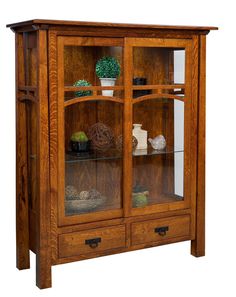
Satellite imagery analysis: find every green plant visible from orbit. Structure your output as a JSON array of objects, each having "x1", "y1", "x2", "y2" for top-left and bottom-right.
[
  {"x1": 71, "y1": 131, "x2": 88, "y2": 142},
  {"x1": 95, "y1": 56, "x2": 121, "y2": 78},
  {"x1": 73, "y1": 80, "x2": 92, "y2": 97},
  {"x1": 132, "y1": 193, "x2": 148, "y2": 207}
]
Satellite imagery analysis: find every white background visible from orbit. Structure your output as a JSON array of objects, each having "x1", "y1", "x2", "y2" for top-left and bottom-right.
[{"x1": 0, "y1": 0, "x2": 235, "y2": 295}]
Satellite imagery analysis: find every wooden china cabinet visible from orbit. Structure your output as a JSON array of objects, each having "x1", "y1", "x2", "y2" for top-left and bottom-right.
[{"x1": 7, "y1": 19, "x2": 217, "y2": 289}]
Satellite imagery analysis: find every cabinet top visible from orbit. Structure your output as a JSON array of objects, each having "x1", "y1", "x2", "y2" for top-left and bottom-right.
[{"x1": 7, "y1": 19, "x2": 218, "y2": 33}]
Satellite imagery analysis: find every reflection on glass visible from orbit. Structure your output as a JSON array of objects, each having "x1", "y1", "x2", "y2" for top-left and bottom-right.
[
  {"x1": 131, "y1": 47, "x2": 185, "y2": 208},
  {"x1": 132, "y1": 98, "x2": 184, "y2": 208},
  {"x1": 64, "y1": 100, "x2": 123, "y2": 216},
  {"x1": 64, "y1": 46, "x2": 123, "y2": 87},
  {"x1": 133, "y1": 47, "x2": 185, "y2": 86}
]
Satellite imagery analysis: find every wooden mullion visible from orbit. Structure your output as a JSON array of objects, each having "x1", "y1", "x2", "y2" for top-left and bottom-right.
[
  {"x1": 36, "y1": 29, "x2": 51, "y2": 289},
  {"x1": 48, "y1": 30, "x2": 58, "y2": 265},
  {"x1": 191, "y1": 35, "x2": 206, "y2": 257},
  {"x1": 123, "y1": 39, "x2": 133, "y2": 218}
]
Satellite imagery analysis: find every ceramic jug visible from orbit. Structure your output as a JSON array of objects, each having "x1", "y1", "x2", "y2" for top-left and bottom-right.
[{"x1": 132, "y1": 124, "x2": 147, "y2": 149}]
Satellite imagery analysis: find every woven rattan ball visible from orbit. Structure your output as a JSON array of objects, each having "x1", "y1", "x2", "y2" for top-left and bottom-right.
[
  {"x1": 116, "y1": 135, "x2": 138, "y2": 151},
  {"x1": 88, "y1": 189, "x2": 102, "y2": 200},
  {"x1": 88, "y1": 122, "x2": 114, "y2": 151},
  {"x1": 79, "y1": 190, "x2": 90, "y2": 200},
  {"x1": 65, "y1": 185, "x2": 79, "y2": 200}
]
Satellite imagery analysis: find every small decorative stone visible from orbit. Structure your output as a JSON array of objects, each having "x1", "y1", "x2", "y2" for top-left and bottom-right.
[
  {"x1": 79, "y1": 190, "x2": 90, "y2": 200},
  {"x1": 65, "y1": 185, "x2": 79, "y2": 200}
]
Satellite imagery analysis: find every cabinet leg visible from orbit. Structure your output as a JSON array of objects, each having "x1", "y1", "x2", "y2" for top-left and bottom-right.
[
  {"x1": 36, "y1": 254, "x2": 52, "y2": 289},
  {"x1": 191, "y1": 236, "x2": 205, "y2": 257},
  {"x1": 16, "y1": 219, "x2": 30, "y2": 270},
  {"x1": 16, "y1": 102, "x2": 30, "y2": 270}
]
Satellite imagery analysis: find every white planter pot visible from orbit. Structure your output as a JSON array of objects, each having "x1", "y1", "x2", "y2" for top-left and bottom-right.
[{"x1": 100, "y1": 78, "x2": 116, "y2": 97}]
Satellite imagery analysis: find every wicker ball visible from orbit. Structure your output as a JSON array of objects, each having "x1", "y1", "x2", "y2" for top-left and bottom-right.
[
  {"x1": 79, "y1": 190, "x2": 90, "y2": 200},
  {"x1": 65, "y1": 185, "x2": 79, "y2": 200},
  {"x1": 116, "y1": 135, "x2": 138, "y2": 151},
  {"x1": 88, "y1": 189, "x2": 102, "y2": 200},
  {"x1": 88, "y1": 122, "x2": 114, "y2": 151}
]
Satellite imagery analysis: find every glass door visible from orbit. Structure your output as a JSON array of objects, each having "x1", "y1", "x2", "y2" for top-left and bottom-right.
[
  {"x1": 124, "y1": 38, "x2": 194, "y2": 216},
  {"x1": 57, "y1": 37, "x2": 125, "y2": 225}
]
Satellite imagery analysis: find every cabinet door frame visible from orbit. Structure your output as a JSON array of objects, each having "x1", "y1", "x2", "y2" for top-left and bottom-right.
[
  {"x1": 123, "y1": 37, "x2": 197, "y2": 217},
  {"x1": 57, "y1": 36, "x2": 125, "y2": 226}
]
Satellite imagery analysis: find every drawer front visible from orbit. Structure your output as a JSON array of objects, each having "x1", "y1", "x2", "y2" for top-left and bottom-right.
[
  {"x1": 59, "y1": 225, "x2": 126, "y2": 258},
  {"x1": 131, "y1": 215, "x2": 190, "y2": 246}
]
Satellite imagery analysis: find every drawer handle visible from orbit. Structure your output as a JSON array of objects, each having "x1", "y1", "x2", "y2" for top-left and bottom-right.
[
  {"x1": 85, "y1": 237, "x2": 101, "y2": 249},
  {"x1": 154, "y1": 226, "x2": 169, "y2": 236}
]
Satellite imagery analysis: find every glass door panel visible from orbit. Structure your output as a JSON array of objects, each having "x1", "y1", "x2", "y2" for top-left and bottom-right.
[
  {"x1": 63, "y1": 43, "x2": 124, "y2": 101},
  {"x1": 64, "y1": 101, "x2": 123, "y2": 216},
  {"x1": 132, "y1": 47, "x2": 185, "y2": 99},
  {"x1": 57, "y1": 37, "x2": 124, "y2": 223},
  {"x1": 129, "y1": 38, "x2": 191, "y2": 213},
  {"x1": 132, "y1": 98, "x2": 184, "y2": 208}
]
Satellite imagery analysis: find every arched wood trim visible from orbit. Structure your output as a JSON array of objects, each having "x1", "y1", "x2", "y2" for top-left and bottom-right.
[
  {"x1": 133, "y1": 93, "x2": 184, "y2": 104},
  {"x1": 64, "y1": 96, "x2": 123, "y2": 106}
]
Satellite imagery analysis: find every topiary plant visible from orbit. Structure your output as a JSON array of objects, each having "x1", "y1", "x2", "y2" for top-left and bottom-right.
[
  {"x1": 73, "y1": 80, "x2": 92, "y2": 97},
  {"x1": 95, "y1": 56, "x2": 121, "y2": 78},
  {"x1": 71, "y1": 131, "x2": 88, "y2": 142}
]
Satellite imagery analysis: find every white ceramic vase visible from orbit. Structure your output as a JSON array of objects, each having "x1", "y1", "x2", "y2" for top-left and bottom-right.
[
  {"x1": 100, "y1": 78, "x2": 116, "y2": 96},
  {"x1": 132, "y1": 124, "x2": 147, "y2": 149}
]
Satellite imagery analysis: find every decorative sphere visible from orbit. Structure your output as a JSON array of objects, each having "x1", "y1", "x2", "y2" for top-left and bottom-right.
[
  {"x1": 88, "y1": 189, "x2": 102, "y2": 200},
  {"x1": 65, "y1": 185, "x2": 79, "y2": 200},
  {"x1": 79, "y1": 191, "x2": 90, "y2": 200},
  {"x1": 116, "y1": 135, "x2": 138, "y2": 151}
]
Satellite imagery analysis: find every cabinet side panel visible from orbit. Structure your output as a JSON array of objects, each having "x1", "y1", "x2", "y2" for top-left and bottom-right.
[
  {"x1": 24, "y1": 31, "x2": 38, "y2": 254},
  {"x1": 191, "y1": 35, "x2": 206, "y2": 257},
  {"x1": 16, "y1": 32, "x2": 30, "y2": 270}
]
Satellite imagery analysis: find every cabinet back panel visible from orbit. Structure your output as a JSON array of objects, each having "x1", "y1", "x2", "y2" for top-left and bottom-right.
[{"x1": 64, "y1": 46, "x2": 123, "y2": 87}]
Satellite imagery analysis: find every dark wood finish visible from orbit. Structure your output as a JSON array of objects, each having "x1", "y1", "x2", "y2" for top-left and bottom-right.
[
  {"x1": 10, "y1": 19, "x2": 215, "y2": 288},
  {"x1": 131, "y1": 215, "x2": 190, "y2": 245},
  {"x1": 58, "y1": 225, "x2": 126, "y2": 258},
  {"x1": 191, "y1": 35, "x2": 206, "y2": 257}
]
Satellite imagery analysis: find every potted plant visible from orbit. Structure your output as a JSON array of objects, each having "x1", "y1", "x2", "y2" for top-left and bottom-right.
[
  {"x1": 70, "y1": 131, "x2": 91, "y2": 153},
  {"x1": 95, "y1": 56, "x2": 120, "y2": 96},
  {"x1": 73, "y1": 80, "x2": 92, "y2": 97}
]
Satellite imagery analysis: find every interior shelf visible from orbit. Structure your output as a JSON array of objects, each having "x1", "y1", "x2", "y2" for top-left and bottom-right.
[
  {"x1": 64, "y1": 84, "x2": 184, "y2": 91},
  {"x1": 65, "y1": 147, "x2": 184, "y2": 163}
]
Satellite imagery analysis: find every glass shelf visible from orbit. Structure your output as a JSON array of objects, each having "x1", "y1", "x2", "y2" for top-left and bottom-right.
[{"x1": 65, "y1": 147, "x2": 184, "y2": 163}]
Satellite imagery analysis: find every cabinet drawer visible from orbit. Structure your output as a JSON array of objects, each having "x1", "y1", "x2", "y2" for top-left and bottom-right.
[
  {"x1": 59, "y1": 225, "x2": 126, "y2": 258},
  {"x1": 131, "y1": 215, "x2": 190, "y2": 246}
]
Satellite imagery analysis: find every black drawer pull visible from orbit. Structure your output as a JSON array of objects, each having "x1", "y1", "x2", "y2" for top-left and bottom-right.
[
  {"x1": 85, "y1": 237, "x2": 101, "y2": 248},
  {"x1": 154, "y1": 226, "x2": 169, "y2": 236}
]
